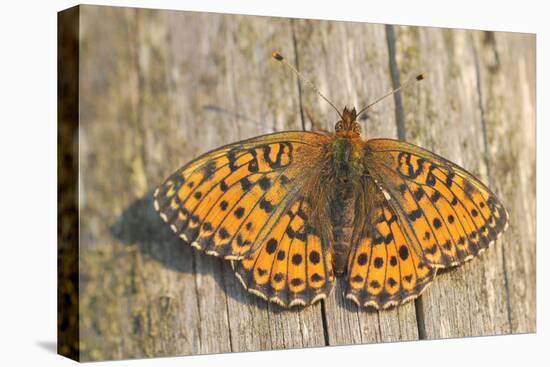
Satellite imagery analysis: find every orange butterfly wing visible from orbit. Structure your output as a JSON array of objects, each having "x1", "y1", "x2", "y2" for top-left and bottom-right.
[
  {"x1": 232, "y1": 193, "x2": 335, "y2": 307},
  {"x1": 346, "y1": 176, "x2": 436, "y2": 309},
  {"x1": 154, "y1": 131, "x2": 337, "y2": 307},
  {"x1": 346, "y1": 139, "x2": 508, "y2": 308},
  {"x1": 153, "y1": 131, "x2": 331, "y2": 260},
  {"x1": 364, "y1": 139, "x2": 509, "y2": 268},
  {"x1": 155, "y1": 130, "x2": 508, "y2": 309}
]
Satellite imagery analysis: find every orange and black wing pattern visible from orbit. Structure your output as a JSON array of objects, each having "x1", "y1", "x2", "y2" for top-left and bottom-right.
[
  {"x1": 153, "y1": 131, "x2": 330, "y2": 260},
  {"x1": 346, "y1": 176, "x2": 436, "y2": 309},
  {"x1": 364, "y1": 139, "x2": 509, "y2": 269},
  {"x1": 232, "y1": 193, "x2": 335, "y2": 307}
]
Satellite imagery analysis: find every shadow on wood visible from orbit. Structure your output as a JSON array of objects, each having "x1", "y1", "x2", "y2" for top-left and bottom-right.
[{"x1": 110, "y1": 189, "x2": 313, "y2": 314}]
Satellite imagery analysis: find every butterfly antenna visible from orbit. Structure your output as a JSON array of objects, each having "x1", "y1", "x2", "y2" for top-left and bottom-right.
[
  {"x1": 355, "y1": 73, "x2": 426, "y2": 118},
  {"x1": 272, "y1": 51, "x2": 344, "y2": 120}
]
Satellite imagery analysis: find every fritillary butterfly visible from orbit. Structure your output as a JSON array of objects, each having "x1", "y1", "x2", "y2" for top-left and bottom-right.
[{"x1": 153, "y1": 52, "x2": 509, "y2": 309}]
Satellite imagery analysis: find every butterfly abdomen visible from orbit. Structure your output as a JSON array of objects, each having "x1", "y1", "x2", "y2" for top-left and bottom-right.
[{"x1": 331, "y1": 183, "x2": 356, "y2": 275}]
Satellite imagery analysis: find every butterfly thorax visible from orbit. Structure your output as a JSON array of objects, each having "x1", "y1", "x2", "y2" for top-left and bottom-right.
[
  {"x1": 331, "y1": 135, "x2": 363, "y2": 180},
  {"x1": 332, "y1": 106, "x2": 363, "y2": 177}
]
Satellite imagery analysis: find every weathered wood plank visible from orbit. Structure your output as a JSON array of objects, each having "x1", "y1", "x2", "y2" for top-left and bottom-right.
[
  {"x1": 79, "y1": 6, "x2": 328, "y2": 360},
  {"x1": 472, "y1": 31, "x2": 536, "y2": 334},
  {"x1": 394, "y1": 25, "x2": 508, "y2": 338},
  {"x1": 394, "y1": 25, "x2": 499, "y2": 339},
  {"x1": 73, "y1": 5, "x2": 535, "y2": 361},
  {"x1": 393, "y1": 26, "x2": 535, "y2": 338},
  {"x1": 79, "y1": 6, "x2": 204, "y2": 359}
]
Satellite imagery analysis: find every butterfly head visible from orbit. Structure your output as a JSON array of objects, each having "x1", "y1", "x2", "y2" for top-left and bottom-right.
[{"x1": 334, "y1": 106, "x2": 361, "y2": 136}]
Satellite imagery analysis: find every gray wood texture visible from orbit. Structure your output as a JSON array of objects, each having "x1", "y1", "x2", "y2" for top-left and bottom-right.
[{"x1": 74, "y1": 5, "x2": 535, "y2": 361}]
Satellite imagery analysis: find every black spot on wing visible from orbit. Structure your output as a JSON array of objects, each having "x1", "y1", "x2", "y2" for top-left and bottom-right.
[
  {"x1": 234, "y1": 207, "x2": 245, "y2": 219},
  {"x1": 399, "y1": 245, "x2": 409, "y2": 260},
  {"x1": 280, "y1": 175, "x2": 291, "y2": 186},
  {"x1": 292, "y1": 254, "x2": 303, "y2": 265},
  {"x1": 408, "y1": 208, "x2": 423, "y2": 221},
  {"x1": 426, "y1": 165, "x2": 437, "y2": 186},
  {"x1": 240, "y1": 177, "x2": 253, "y2": 191},
  {"x1": 309, "y1": 250, "x2": 320, "y2": 264},
  {"x1": 259, "y1": 198, "x2": 274, "y2": 213},
  {"x1": 414, "y1": 187, "x2": 425, "y2": 201},
  {"x1": 258, "y1": 176, "x2": 271, "y2": 190},
  {"x1": 266, "y1": 238, "x2": 278, "y2": 254},
  {"x1": 202, "y1": 160, "x2": 217, "y2": 180}
]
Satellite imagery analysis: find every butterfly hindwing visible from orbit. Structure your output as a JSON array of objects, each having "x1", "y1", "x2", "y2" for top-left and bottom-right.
[
  {"x1": 364, "y1": 139, "x2": 509, "y2": 268},
  {"x1": 346, "y1": 176, "x2": 436, "y2": 309},
  {"x1": 232, "y1": 194, "x2": 335, "y2": 307},
  {"x1": 153, "y1": 131, "x2": 330, "y2": 260}
]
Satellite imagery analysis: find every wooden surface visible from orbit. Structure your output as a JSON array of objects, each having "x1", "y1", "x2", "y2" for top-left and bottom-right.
[{"x1": 74, "y1": 5, "x2": 535, "y2": 361}]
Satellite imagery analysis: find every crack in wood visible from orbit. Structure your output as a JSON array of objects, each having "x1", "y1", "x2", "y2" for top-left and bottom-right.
[
  {"x1": 471, "y1": 34, "x2": 513, "y2": 334},
  {"x1": 191, "y1": 252, "x2": 204, "y2": 351},
  {"x1": 384, "y1": 23, "x2": 426, "y2": 340},
  {"x1": 385, "y1": 24, "x2": 407, "y2": 141},
  {"x1": 291, "y1": 19, "x2": 307, "y2": 132},
  {"x1": 290, "y1": 18, "x2": 331, "y2": 348}
]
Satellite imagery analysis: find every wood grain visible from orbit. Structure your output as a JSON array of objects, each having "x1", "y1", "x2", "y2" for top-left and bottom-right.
[{"x1": 66, "y1": 5, "x2": 535, "y2": 361}]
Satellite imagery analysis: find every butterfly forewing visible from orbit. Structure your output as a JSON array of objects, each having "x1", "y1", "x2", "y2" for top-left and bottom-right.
[
  {"x1": 153, "y1": 131, "x2": 332, "y2": 260},
  {"x1": 363, "y1": 139, "x2": 509, "y2": 268}
]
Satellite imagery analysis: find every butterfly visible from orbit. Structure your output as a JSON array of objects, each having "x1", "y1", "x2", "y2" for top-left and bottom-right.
[{"x1": 153, "y1": 52, "x2": 509, "y2": 309}]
